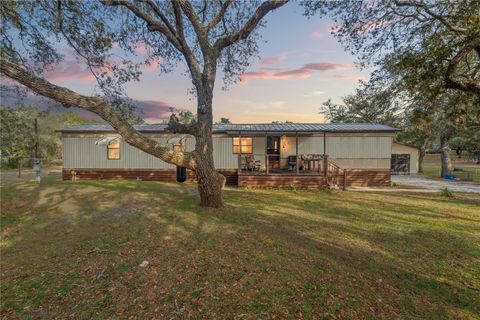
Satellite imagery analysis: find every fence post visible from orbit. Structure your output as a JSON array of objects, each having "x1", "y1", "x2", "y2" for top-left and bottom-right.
[{"x1": 343, "y1": 169, "x2": 347, "y2": 191}]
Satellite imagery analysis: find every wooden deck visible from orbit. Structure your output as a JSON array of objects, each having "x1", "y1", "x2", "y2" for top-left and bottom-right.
[{"x1": 63, "y1": 168, "x2": 390, "y2": 188}]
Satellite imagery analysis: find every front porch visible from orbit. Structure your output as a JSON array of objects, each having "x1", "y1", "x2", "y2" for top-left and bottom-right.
[{"x1": 232, "y1": 132, "x2": 344, "y2": 188}]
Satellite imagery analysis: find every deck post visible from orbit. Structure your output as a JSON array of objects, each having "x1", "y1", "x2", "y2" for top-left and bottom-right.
[
  {"x1": 323, "y1": 131, "x2": 326, "y2": 156},
  {"x1": 239, "y1": 131, "x2": 242, "y2": 174},
  {"x1": 295, "y1": 131, "x2": 299, "y2": 175},
  {"x1": 324, "y1": 155, "x2": 328, "y2": 176},
  {"x1": 265, "y1": 131, "x2": 269, "y2": 175}
]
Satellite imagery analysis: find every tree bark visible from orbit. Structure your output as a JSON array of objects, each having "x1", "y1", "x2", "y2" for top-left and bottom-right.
[
  {"x1": 440, "y1": 129, "x2": 454, "y2": 178},
  {"x1": 418, "y1": 144, "x2": 426, "y2": 173},
  {"x1": 194, "y1": 89, "x2": 225, "y2": 208}
]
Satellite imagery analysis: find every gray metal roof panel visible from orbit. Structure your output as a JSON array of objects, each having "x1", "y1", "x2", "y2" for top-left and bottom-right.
[{"x1": 60, "y1": 123, "x2": 399, "y2": 133}]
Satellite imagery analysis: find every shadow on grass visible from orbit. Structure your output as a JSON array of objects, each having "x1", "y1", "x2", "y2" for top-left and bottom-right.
[{"x1": 1, "y1": 178, "x2": 479, "y2": 318}]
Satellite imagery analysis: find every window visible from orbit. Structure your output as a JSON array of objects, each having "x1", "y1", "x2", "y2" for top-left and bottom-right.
[
  {"x1": 107, "y1": 139, "x2": 120, "y2": 160},
  {"x1": 232, "y1": 137, "x2": 253, "y2": 154}
]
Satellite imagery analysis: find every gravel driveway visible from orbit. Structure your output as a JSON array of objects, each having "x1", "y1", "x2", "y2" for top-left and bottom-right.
[{"x1": 391, "y1": 175, "x2": 480, "y2": 193}]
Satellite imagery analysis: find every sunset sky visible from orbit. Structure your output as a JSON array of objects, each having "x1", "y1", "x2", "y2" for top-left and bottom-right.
[{"x1": 42, "y1": 2, "x2": 371, "y2": 124}]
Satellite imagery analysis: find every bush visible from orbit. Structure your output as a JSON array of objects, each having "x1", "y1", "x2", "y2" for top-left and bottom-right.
[{"x1": 440, "y1": 188, "x2": 455, "y2": 198}]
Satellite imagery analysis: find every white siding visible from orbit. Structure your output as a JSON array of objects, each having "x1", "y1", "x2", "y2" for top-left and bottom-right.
[
  {"x1": 62, "y1": 133, "x2": 394, "y2": 170},
  {"x1": 212, "y1": 136, "x2": 237, "y2": 169},
  {"x1": 298, "y1": 136, "x2": 324, "y2": 154},
  {"x1": 326, "y1": 136, "x2": 392, "y2": 158}
]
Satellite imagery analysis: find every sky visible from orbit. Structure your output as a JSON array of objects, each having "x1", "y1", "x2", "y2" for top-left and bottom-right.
[{"x1": 38, "y1": 2, "x2": 371, "y2": 124}]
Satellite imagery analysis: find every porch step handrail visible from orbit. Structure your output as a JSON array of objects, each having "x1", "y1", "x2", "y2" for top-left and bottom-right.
[{"x1": 326, "y1": 160, "x2": 346, "y2": 190}]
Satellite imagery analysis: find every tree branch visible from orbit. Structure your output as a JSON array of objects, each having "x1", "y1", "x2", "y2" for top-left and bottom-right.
[
  {"x1": 393, "y1": 0, "x2": 467, "y2": 34},
  {"x1": 177, "y1": 0, "x2": 211, "y2": 54},
  {"x1": 170, "y1": 1, "x2": 203, "y2": 84},
  {"x1": 0, "y1": 56, "x2": 197, "y2": 169},
  {"x1": 445, "y1": 37, "x2": 480, "y2": 95},
  {"x1": 138, "y1": 0, "x2": 178, "y2": 37},
  {"x1": 207, "y1": 0, "x2": 234, "y2": 32},
  {"x1": 213, "y1": 0, "x2": 289, "y2": 52},
  {"x1": 103, "y1": 0, "x2": 202, "y2": 85},
  {"x1": 101, "y1": 0, "x2": 184, "y2": 53}
]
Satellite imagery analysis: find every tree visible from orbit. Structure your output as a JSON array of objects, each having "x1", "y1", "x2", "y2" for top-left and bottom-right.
[
  {"x1": 216, "y1": 117, "x2": 231, "y2": 124},
  {"x1": 0, "y1": 1, "x2": 288, "y2": 208},
  {"x1": 320, "y1": 80, "x2": 404, "y2": 127},
  {"x1": 0, "y1": 105, "x2": 94, "y2": 167},
  {"x1": 304, "y1": 0, "x2": 480, "y2": 96}
]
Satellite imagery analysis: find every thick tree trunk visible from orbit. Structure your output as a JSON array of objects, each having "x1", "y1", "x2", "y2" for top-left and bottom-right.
[
  {"x1": 440, "y1": 130, "x2": 453, "y2": 178},
  {"x1": 194, "y1": 90, "x2": 225, "y2": 208},
  {"x1": 418, "y1": 144, "x2": 426, "y2": 173}
]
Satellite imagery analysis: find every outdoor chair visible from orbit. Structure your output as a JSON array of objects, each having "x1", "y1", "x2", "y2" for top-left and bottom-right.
[
  {"x1": 244, "y1": 155, "x2": 261, "y2": 172},
  {"x1": 288, "y1": 155, "x2": 304, "y2": 171}
]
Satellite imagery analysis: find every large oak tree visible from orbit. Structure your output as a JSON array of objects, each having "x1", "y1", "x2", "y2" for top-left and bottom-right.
[
  {"x1": 304, "y1": 0, "x2": 480, "y2": 96},
  {"x1": 0, "y1": 0, "x2": 288, "y2": 208}
]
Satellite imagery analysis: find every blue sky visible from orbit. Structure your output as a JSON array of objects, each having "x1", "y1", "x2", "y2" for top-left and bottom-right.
[{"x1": 44, "y1": 3, "x2": 370, "y2": 123}]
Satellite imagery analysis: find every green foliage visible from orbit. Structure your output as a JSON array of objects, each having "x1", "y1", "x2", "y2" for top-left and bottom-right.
[
  {"x1": 0, "y1": 105, "x2": 95, "y2": 167},
  {"x1": 320, "y1": 81, "x2": 404, "y2": 127},
  {"x1": 216, "y1": 117, "x2": 232, "y2": 124},
  {"x1": 177, "y1": 111, "x2": 196, "y2": 125},
  {"x1": 303, "y1": 0, "x2": 480, "y2": 96},
  {"x1": 440, "y1": 188, "x2": 455, "y2": 198}
]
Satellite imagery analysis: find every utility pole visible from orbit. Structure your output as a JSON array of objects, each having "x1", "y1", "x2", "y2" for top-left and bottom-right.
[
  {"x1": 34, "y1": 118, "x2": 38, "y2": 158},
  {"x1": 33, "y1": 118, "x2": 41, "y2": 182}
]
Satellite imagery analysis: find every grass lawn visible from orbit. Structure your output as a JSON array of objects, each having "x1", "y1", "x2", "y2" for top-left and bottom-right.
[
  {"x1": 1, "y1": 177, "x2": 480, "y2": 319},
  {"x1": 422, "y1": 163, "x2": 480, "y2": 182}
]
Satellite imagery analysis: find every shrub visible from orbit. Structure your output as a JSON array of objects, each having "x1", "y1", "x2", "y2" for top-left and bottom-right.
[{"x1": 440, "y1": 188, "x2": 455, "y2": 198}]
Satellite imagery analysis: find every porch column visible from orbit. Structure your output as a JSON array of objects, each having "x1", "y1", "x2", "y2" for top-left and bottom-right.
[
  {"x1": 296, "y1": 131, "x2": 299, "y2": 175},
  {"x1": 239, "y1": 131, "x2": 242, "y2": 174},
  {"x1": 323, "y1": 131, "x2": 326, "y2": 156},
  {"x1": 265, "y1": 131, "x2": 269, "y2": 175}
]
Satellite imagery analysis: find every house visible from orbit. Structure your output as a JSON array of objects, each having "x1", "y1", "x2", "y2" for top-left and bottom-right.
[
  {"x1": 59, "y1": 123, "x2": 400, "y2": 188},
  {"x1": 391, "y1": 142, "x2": 420, "y2": 175}
]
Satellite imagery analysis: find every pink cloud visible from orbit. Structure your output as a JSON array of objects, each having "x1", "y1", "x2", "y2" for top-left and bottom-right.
[
  {"x1": 325, "y1": 74, "x2": 367, "y2": 82},
  {"x1": 311, "y1": 27, "x2": 340, "y2": 38},
  {"x1": 44, "y1": 60, "x2": 95, "y2": 83},
  {"x1": 240, "y1": 62, "x2": 353, "y2": 81},
  {"x1": 134, "y1": 99, "x2": 173, "y2": 123},
  {"x1": 143, "y1": 56, "x2": 164, "y2": 72},
  {"x1": 260, "y1": 53, "x2": 286, "y2": 65}
]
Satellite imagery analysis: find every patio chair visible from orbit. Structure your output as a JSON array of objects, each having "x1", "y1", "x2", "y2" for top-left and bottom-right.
[
  {"x1": 288, "y1": 155, "x2": 304, "y2": 171},
  {"x1": 244, "y1": 155, "x2": 261, "y2": 172}
]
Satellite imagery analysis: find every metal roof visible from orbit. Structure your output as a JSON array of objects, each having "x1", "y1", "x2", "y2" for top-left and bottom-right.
[{"x1": 60, "y1": 123, "x2": 399, "y2": 133}]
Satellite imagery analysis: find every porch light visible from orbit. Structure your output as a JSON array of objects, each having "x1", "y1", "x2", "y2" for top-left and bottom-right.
[{"x1": 281, "y1": 135, "x2": 287, "y2": 149}]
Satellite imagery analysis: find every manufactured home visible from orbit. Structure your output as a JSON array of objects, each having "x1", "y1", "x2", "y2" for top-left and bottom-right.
[{"x1": 60, "y1": 123, "x2": 400, "y2": 188}]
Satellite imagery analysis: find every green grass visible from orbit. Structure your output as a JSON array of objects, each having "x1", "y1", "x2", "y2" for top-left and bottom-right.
[
  {"x1": 1, "y1": 177, "x2": 480, "y2": 319},
  {"x1": 422, "y1": 163, "x2": 480, "y2": 182}
]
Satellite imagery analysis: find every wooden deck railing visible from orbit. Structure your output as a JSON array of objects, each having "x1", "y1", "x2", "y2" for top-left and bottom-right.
[{"x1": 238, "y1": 154, "x2": 329, "y2": 176}]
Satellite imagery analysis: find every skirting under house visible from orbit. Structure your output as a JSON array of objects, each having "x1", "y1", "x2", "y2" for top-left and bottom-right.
[{"x1": 60, "y1": 123, "x2": 400, "y2": 189}]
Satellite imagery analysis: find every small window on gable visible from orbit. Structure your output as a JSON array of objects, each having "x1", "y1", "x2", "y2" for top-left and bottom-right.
[
  {"x1": 232, "y1": 137, "x2": 253, "y2": 154},
  {"x1": 107, "y1": 139, "x2": 121, "y2": 160}
]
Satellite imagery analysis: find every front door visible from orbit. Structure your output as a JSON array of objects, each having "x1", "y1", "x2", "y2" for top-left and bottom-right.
[{"x1": 267, "y1": 136, "x2": 281, "y2": 169}]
